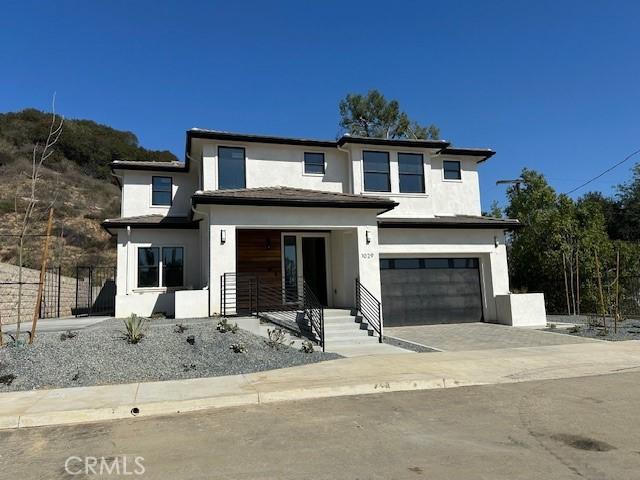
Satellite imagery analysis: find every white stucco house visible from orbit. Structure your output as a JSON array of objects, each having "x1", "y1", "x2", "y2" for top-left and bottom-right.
[{"x1": 103, "y1": 129, "x2": 545, "y2": 348}]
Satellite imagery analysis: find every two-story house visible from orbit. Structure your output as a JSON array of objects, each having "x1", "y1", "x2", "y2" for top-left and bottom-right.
[{"x1": 103, "y1": 129, "x2": 545, "y2": 346}]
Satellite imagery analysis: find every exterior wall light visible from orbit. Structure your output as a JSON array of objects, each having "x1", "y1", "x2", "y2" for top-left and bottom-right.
[
  {"x1": 366, "y1": 230, "x2": 371, "y2": 244},
  {"x1": 494, "y1": 235, "x2": 499, "y2": 248},
  {"x1": 221, "y1": 229, "x2": 226, "y2": 244}
]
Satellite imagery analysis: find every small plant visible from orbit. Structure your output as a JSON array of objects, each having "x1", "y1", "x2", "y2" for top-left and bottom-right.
[
  {"x1": 0, "y1": 374, "x2": 16, "y2": 386},
  {"x1": 186, "y1": 335, "x2": 196, "y2": 345},
  {"x1": 59, "y1": 330, "x2": 78, "y2": 341},
  {"x1": 299, "y1": 340, "x2": 315, "y2": 353},
  {"x1": 548, "y1": 323, "x2": 557, "y2": 330},
  {"x1": 71, "y1": 371, "x2": 80, "y2": 382},
  {"x1": 217, "y1": 318, "x2": 239, "y2": 334},
  {"x1": 265, "y1": 328, "x2": 293, "y2": 350},
  {"x1": 122, "y1": 314, "x2": 146, "y2": 344},
  {"x1": 182, "y1": 363, "x2": 197, "y2": 372},
  {"x1": 567, "y1": 325, "x2": 581, "y2": 334},
  {"x1": 230, "y1": 343, "x2": 247, "y2": 353},
  {"x1": 174, "y1": 323, "x2": 188, "y2": 334},
  {"x1": 150, "y1": 312, "x2": 166, "y2": 320}
]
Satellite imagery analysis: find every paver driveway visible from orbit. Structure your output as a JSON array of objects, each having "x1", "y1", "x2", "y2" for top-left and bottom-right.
[{"x1": 385, "y1": 322, "x2": 598, "y2": 351}]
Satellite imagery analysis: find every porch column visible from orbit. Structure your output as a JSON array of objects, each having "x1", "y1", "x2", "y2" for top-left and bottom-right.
[
  {"x1": 356, "y1": 225, "x2": 382, "y2": 300},
  {"x1": 210, "y1": 224, "x2": 237, "y2": 315}
]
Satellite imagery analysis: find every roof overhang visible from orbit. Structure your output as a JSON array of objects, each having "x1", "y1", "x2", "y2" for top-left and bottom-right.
[
  {"x1": 378, "y1": 218, "x2": 521, "y2": 230},
  {"x1": 101, "y1": 216, "x2": 200, "y2": 235},
  {"x1": 337, "y1": 135, "x2": 450, "y2": 149},
  {"x1": 437, "y1": 147, "x2": 496, "y2": 163}
]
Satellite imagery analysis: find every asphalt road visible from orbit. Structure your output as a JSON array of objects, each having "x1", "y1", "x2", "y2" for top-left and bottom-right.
[{"x1": 1, "y1": 372, "x2": 640, "y2": 479}]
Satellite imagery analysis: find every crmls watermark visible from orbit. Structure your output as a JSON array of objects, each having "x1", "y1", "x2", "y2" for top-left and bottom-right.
[{"x1": 64, "y1": 455, "x2": 145, "y2": 476}]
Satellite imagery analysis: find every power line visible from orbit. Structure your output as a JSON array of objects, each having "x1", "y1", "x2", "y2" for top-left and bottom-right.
[{"x1": 565, "y1": 148, "x2": 640, "y2": 195}]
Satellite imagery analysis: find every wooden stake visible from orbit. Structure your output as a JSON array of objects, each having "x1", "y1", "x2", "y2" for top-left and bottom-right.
[
  {"x1": 595, "y1": 250, "x2": 606, "y2": 329},
  {"x1": 30, "y1": 208, "x2": 54, "y2": 344},
  {"x1": 576, "y1": 247, "x2": 580, "y2": 316},
  {"x1": 615, "y1": 249, "x2": 620, "y2": 334},
  {"x1": 562, "y1": 252, "x2": 571, "y2": 315}
]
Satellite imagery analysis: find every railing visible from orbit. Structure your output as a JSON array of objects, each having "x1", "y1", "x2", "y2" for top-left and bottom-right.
[
  {"x1": 221, "y1": 272, "x2": 325, "y2": 350},
  {"x1": 355, "y1": 278, "x2": 383, "y2": 343}
]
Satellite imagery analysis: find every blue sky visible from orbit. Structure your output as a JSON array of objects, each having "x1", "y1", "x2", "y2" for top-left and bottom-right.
[{"x1": 2, "y1": 0, "x2": 639, "y2": 211}]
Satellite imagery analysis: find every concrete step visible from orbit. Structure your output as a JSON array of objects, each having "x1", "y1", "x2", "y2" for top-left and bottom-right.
[
  {"x1": 324, "y1": 336, "x2": 381, "y2": 346},
  {"x1": 323, "y1": 309, "x2": 356, "y2": 318}
]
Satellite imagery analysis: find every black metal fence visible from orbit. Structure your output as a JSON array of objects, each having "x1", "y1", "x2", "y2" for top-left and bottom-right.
[
  {"x1": 355, "y1": 278, "x2": 383, "y2": 343},
  {"x1": 75, "y1": 266, "x2": 117, "y2": 317},
  {"x1": 40, "y1": 266, "x2": 61, "y2": 318}
]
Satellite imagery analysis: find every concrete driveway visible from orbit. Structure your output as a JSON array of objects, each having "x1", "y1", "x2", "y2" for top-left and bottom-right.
[{"x1": 385, "y1": 322, "x2": 598, "y2": 351}]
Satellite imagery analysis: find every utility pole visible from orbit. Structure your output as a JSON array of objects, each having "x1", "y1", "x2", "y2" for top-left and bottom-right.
[{"x1": 496, "y1": 178, "x2": 524, "y2": 193}]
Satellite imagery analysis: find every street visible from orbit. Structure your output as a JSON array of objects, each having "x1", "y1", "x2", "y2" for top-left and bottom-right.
[{"x1": 1, "y1": 371, "x2": 639, "y2": 479}]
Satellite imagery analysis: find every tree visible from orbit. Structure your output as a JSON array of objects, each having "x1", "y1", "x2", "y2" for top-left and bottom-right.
[
  {"x1": 483, "y1": 200, "x2": 503, "y2": 218},
  {"x1": 13, "y1": 98, "x2": 63, "y2": 343},
  {"x1": 505, "y1": 169, "x2": 611, "y2": 313},
  {"x1": 338, "y1": 90, "x2": 440, "y2": 140}
]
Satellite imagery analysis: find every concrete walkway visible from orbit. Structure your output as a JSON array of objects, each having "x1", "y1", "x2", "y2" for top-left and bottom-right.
[
  {"x1": 1, "y1": 340, "x2": 639, "y2": 430},
  {"x1": 2, "y1": 316, "x2": 110, "y2": 334},
  {"x1": 386, "y1": 322, "x2": 597, "y2": 351}
]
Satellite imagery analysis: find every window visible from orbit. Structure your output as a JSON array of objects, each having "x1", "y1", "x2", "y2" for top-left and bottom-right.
[
  {"x1": 363, "y1": 151, "x2": 390, "y2": 192},
  {"x1": 162, "y1": 247, "x2": 184, "y2": 287},
  {"x1": 218, "y1": 146, "x2": 246, "y2": 189},
  {"x1": 443, "y1": 160, "x2": 461, "y2": 180},
  {"x1": 137, "y1": 246, "x2": 184, "y2": 288},
  {"x1": 380, "y1": 258, "x2": 479, "y2": 270},
  {"x1": 304, "y1": 152, "x2": 325, "y2": 174},
  {"x1": 152, "y1": 176, "x2": 172, "y2": 206},
  {"x1": 138, "y1": 247, "x2": 159, "y2": 287},
  {"x1": 398, "y1": 153, "x2": 425, "y2": 193}
]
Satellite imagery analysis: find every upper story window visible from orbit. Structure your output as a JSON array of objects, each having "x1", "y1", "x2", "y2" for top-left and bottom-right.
[
  {"x1": 137, "y1": 246, "x2": 184, "y2": 288},
  {"x1": 218, "y1": 146, "x2": 246, "y2": 189},
  {"x1": 398, "y1": 153, "x2": 425, "y2": 193},
  {"x1": 443, "y1": 160, "x2": 461, "y2": 180},
  {"x1": 152, "y1": 176, "x2": 172, "y2": 206},
  {"x1": 304, "y1": 152, "x2": 325, "y2": 174},
  {"x1": 363, "y1": 150, "x2": 390, "y2": 192}
]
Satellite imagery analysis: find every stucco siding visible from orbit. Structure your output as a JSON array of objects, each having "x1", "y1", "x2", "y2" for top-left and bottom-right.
[{"x1": 120, "y1": 170, "x2": 198, "y2": 217}]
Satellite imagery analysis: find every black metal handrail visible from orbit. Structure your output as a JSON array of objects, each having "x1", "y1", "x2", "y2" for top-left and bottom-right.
[
  {"x1": 355, "y1": 278, "x2": 383, "y2": 343},
  {"x1": 303, "y1": 281, "x2": 325, "y2": 350},
  {"x1": 221, "y1": 272, "x2": 325, "y2": 350}
]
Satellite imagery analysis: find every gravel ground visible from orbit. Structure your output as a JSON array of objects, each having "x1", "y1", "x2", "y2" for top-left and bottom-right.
[
  {"x1": 546, "y1": 315, "x2": 640, "y2": 341},
  {"x1": 0, "y1": 318, "x2": 340, "y2": 392}
]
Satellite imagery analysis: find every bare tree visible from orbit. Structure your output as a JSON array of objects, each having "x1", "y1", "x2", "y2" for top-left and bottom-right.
[{"x1": 14, "y1": 96, "x2": 63, "y2": 343}]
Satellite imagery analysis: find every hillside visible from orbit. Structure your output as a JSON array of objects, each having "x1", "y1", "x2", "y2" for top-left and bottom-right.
[{"x1": 0, "y1": 109, "x2": 179, "y2": 272}]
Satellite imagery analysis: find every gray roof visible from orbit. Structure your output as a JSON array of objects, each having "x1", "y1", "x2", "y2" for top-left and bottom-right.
[
  {"x1": 101, "y1": 215, "x2": 199, "y2": 234},
  {"x1": 378, "y1": 215, "x2": 521, "y2": 229},
  {"x1": 192, "y1": 186, "x2": 398, "y2": 211}
]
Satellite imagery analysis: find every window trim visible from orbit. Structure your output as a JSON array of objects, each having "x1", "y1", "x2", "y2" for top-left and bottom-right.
[
  {"x1": 135, "y1": 245, "x2": 185, "y2": 290},
  {"x1": 302, "y1": 151, "x2": 326, "y2": 176},
  {"x1": 397, "y1": 152, "x2": 426, "y2": 194},
  {"x1": 151, "y1": 176, "x2": 173, "y2": 207},
  {"x1": 217, "y1": 145, "x2": 247, "y2": 190},
  {"x1": 362, "y1": 150, "x2": 391, "y2": 193},
  {"x1": 442, "y1": 160, "x2": 462, "y2": 182}
]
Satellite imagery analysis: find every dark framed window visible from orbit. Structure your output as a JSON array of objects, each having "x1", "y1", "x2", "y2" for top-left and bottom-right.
[
  {"x1": 304, "y1": 152, "x2": 325, "y2": 174},
  {"x1": 152, "y1": 176, "x2": 172, "y2": 206},
  {"x1": 162, "y1": 247, "x2": 184, "y2": 288},
  {"x1": 138, "y1": 247, "x2": 159, "y2": 287},
  {"x1": 363, "y1": 150, "x2": 390, "y2": 192},
  {"x1": 218, "y1": 146, "x2": 246, "y2": 189},
  {"x1": 443, "y1": 160, "x2": 461, "y2": 180},
  {"x1": 398, "y1": 153, "x2": 425, "y2": 193}
]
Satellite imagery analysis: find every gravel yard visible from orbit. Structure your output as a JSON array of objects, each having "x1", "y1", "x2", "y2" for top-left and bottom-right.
[
  {"x1": 547, "y1": 315, "x2": 640, "y2": 341},
  {"x1": 0, "y1": 318, "x2": 340, "y2": 392}
]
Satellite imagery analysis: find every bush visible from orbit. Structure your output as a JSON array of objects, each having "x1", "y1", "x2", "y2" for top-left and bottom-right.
[
  {"x1": 299, "y1": 341, "x2": 315, "y2": 353},
  {"x1": 122, "y1": 314, "x2": 146, "y2": 344},
  {"x1": 217, "y1": 318, "x2": 239, "y2": 334},
  {"x1": 229, "y1": 343, "x2": 246, "y2": 353},
  {"x1": 174, "y1": 323, "x2": 188, "y2": 334},
  {"x1": 265, "y1": 328, "x2": 293, "y2": 350},
  {"x1": 59, "y1": 330, "x2": 78, "y2": 341}
]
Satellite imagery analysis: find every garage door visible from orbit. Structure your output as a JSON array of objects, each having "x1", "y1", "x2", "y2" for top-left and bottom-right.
[{"x1": 381, "y1": 258, "x2": 483, "y2": 326}]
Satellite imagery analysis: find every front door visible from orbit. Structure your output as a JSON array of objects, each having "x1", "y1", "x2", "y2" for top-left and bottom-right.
[{"x1": 302, "y1": 237, "x2": 328, "y2": 305}]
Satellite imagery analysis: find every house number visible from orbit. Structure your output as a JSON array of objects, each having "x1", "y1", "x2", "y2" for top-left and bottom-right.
[{"x1": 361, "y1": 253, "x2": 374, "y2": 259}]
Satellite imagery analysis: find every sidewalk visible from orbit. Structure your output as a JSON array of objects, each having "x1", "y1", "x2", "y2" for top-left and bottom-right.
[{"x1": 1, "y1": 340, "x2": 639, "y2": 430}]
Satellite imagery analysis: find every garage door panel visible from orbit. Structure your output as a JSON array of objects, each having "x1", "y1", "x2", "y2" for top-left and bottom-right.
[{"x1": 381, "y1": 258, "x2": 483, "y2": 326}]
